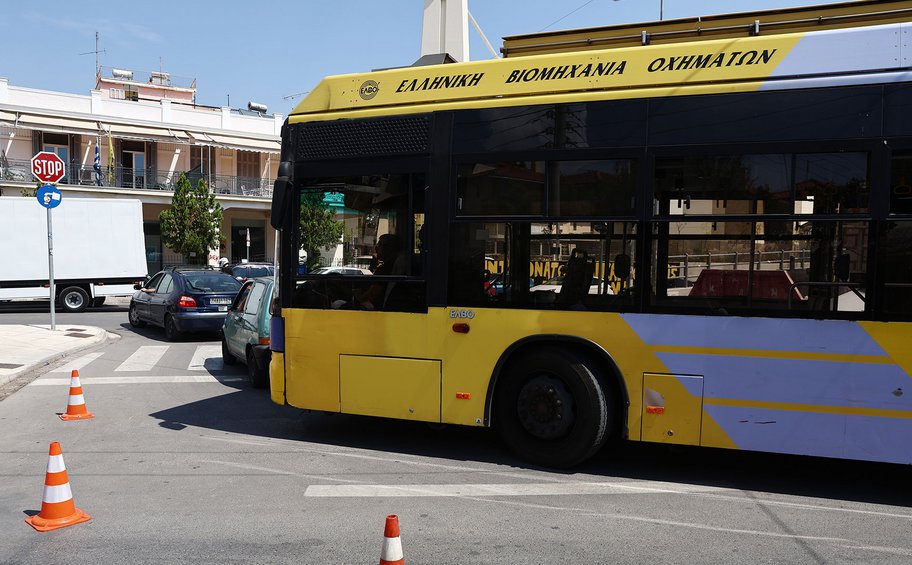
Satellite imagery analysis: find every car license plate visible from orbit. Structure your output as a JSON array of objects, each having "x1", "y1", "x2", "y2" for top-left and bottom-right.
[{"x1": 218, "y1": 306, "x2": 227, "y2": 312}]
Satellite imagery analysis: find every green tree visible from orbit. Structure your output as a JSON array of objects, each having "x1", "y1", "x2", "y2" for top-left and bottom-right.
[
  {"x1": 159, "y1": 172, "x2": 223, "y2": 264},
  {"x1": 299, "y1": 191, "x2": 344, "y2": 270}
]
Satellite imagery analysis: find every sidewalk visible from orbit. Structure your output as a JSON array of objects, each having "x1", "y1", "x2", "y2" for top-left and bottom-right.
[{"x1": 0, "y1": 324, "x2": 111, "y2": 388}]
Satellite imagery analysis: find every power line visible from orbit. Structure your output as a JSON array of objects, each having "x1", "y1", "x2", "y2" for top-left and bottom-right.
[{"x1": 539, "y1": 0, "x2": 610, "y2": 32}]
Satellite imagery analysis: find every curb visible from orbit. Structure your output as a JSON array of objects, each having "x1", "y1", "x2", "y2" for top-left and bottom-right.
[{"x1": 0, "y1": 328, "x2": 113, "y2": 390}]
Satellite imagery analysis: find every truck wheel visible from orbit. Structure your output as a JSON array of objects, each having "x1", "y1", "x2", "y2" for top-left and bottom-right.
[
  {"x1": 494, "y1": 347, "x2": 610, "y2": 468},
  {"x1": 92, "y1": 297, "x2": 106, "y2": 307},
  {"x1": 164, "y1": 315, "x2": 182, "y2": 341},
  {"x1": 59, "y1": 287, "x2": 89, "y2": 313},
  {"x1": 247, "y1": 349, "x2": 268, "y2": 389}
]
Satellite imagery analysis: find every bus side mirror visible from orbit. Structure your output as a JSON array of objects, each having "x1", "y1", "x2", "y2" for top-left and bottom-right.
[{"x1": 270, "y1": 161, "x2": 293, "y2": 230}]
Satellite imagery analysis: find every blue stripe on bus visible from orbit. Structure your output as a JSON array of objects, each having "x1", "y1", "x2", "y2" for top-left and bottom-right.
[
  {"x1": 656, "y1": 353, "x2": 911, "y2": 411},
  {"x1": 706, "y1": 405, "x2": 912, "y2": 464},
  {"x1": 621, "y1": 314, "x2": 887, "y2": 356}
]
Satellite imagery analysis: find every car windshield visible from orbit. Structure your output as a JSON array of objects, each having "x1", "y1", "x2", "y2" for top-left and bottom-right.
[
  {"x1": 184, "y1": 274, "x2": 242, "y2": 292},
  {"x1": 543, "y1": 276, "x2": 564, "y2": 285}
]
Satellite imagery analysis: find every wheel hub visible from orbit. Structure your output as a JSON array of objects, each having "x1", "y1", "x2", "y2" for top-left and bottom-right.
[{"x1": 516, "y1": 374, "x2": 574, "y2": 440}]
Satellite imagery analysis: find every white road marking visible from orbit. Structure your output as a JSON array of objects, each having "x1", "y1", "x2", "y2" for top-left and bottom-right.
[
  {"x1": 201, "y1": 460, "x2": 364, "y2": 484},
  {"x1": 304, "y1": 482, "x2": 718, "y2": 498},
  {"x1": 50, "y1": 352, "x2": 105, "y2": 373},
  {"x1": 188, "y1": 345, "x2": 223, "y2": 371},
  {"x1": 30, "y1": 375, "x2": 245, "y2": 385},
  {"x1": 114, "y1": 345, "x2": 169, "y2": 372}
]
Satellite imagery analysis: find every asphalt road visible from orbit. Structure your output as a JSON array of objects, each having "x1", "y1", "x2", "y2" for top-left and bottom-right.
[{"x1": 0, "y1": 306, "x2": 910, "y2": 564}]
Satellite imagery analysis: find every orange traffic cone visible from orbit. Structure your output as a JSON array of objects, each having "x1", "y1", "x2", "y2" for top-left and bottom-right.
[
  {"x1": 379, "y1": 514, "x2": 404, "y2": 565},
  {"x1": 25, "y1": 441, "x2": 91, "y2": 532},
  {"x1": 59, "y1": 370, "x2": 94, "y2": 421}
]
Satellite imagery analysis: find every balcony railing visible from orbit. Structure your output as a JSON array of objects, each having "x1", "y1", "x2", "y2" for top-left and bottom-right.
[{"x1": 0, "y1": 158, "x2": 274, "y2": 199}]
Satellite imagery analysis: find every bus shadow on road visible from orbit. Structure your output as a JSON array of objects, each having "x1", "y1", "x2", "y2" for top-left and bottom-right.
[
  {"x1": 586, "y1": 441, "x2": 912, "y2": 508},
  {"x1": 149, "y1": 387, "x2": 912, "y2": 507}
]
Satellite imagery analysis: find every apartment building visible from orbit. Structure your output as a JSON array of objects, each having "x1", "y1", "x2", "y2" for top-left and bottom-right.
[{"x1": 0, "y1": 68, "x2": 281, "y2": 275}]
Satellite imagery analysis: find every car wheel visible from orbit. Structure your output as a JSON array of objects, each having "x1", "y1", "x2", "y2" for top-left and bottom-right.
[
  {"x1": 494, "y1": 346, "x2": 610, "y2": 469},
  {"x1": 164, "y1": 315, "x2": 182, "y2": 341},
  {"x1": 59, "y1": 286, "x2": 89, "y2": 313},
  {"x1": 128, "y1": 303, "x2": 146, "y2": 328},
  {"x1": 247, "y1": 348, "x2": 268, "y2": 389},
  {"x1": 222, "y1": 335, "x2": 237, "y2": 365}
]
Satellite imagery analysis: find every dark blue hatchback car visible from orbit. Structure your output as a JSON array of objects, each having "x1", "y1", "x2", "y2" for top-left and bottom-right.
[{"x1": 129, "y1": 267, "x2": 242, "y2": 341}]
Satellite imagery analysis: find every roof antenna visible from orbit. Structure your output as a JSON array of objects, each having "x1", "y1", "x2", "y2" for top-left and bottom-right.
[{"x1": 79, "y1": 31, "x2": 106, "y2": 79}]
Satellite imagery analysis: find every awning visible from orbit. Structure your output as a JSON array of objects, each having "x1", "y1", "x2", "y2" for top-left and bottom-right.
[
  {"x1": 187, "y1": 131, "x2": 217, "y2": 146},
  {"x1": 203, "y1": 133, "x2": 280, "y2": 153},
  {"x1": 1, "y1": 112, "x2": 100, "y2": 136},
  {"x1": 104, "y1": 123, "x2": 186, "y2": 143},
  {"x1": 168, "y1": 129, "x2": 189, "y2": 141}
]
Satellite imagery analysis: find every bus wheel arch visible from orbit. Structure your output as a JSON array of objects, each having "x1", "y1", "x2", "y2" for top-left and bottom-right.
[{"x1": 487, "y1": 337, "x2": 628, "y2": 468}]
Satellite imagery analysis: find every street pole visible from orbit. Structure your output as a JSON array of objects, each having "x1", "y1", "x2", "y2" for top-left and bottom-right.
[
  {"x1": 660, "y1": 0, "x2": 664, "y2": 20},
  {"x1": 47, "y1": 207, "x2": 56, "y2": 331}
]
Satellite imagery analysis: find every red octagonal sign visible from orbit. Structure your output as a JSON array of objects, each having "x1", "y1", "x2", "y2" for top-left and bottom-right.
[{"x1": 31, "y1": 151, "x2": 66, "y2": 184}]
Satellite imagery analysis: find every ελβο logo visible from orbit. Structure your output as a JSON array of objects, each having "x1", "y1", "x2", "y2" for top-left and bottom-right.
[{"x1": 359, "y1": 80, "x2": 380, "y2": 100}]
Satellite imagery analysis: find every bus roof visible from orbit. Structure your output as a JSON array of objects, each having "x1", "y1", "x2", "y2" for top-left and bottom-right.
[
  {"x1": 502, "y1": 0, "x2": 912, "y2": 57},
  {"x1": 289, "y1": 0, "x2": 912, "y2": 124}
]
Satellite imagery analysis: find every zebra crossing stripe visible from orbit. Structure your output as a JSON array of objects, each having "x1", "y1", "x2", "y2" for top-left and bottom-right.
[
  {"x1": 30, "y1": 375, "x2": 246, "y2": 386},
  {"x1": 50, "y1": 352, "x2": 104, "y2": 373},
  {"x1": 114, "y1": 346, "x2": 169, "y2": 372},
  {"x1": 188, "y1": 345, "x2": 223, "y2": 371}
]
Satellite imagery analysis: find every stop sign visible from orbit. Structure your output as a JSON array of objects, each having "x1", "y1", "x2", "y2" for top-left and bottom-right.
[{"x1": 31, "y1": 151, "x2": 66, "y2": 184}]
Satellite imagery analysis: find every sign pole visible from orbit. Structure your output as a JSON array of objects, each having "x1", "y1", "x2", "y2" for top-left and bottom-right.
[
  {"x1": 32, "y1": 149, "x2": 65, "y2": 331},
  {"x1": 47, "y1": 207, "x2": 56, "y2": 330}
]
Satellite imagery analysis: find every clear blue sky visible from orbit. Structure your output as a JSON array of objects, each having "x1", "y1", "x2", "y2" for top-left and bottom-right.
[{"x1": 5, "y1": 0, "x2": 839, "y2": 117}]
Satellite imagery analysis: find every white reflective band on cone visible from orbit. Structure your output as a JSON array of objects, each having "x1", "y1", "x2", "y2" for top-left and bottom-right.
[
  {"x1": 70, "y1": 377, "x2": 81, "y2": 387},
  {"x1": 68, "y1": 394, "x2": 85, "y2": 405},
  {"x1": 46, "y1": 455, "x2": 66, "y2": 473},
  {"x1": 42, "y1": 483, "x2": 73, "y2": 504},
  {"x1": 381, "y1": 538, "x2": 403, "y2": 561}
]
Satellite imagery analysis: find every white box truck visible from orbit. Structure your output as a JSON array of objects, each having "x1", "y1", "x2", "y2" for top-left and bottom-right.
[{"x1": 0, "y1": 197, "x2": 148, "y2": 312}]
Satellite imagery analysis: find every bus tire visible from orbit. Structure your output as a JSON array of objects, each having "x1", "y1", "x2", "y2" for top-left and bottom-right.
[
  {"x1": 59, "y1": 286, "x2": 89, "y2": 313},
  {"x1": 494, "y1": 346, "x2": 610, "y2": 468}
]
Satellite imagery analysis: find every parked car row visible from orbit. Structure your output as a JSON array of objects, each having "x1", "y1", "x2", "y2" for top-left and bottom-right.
[
  {"x1": 129, "y1": 261, "x2": 393, "y2": 387},
  {"x1": 128, "y1": 266, "x2": 273, "y2": 388}
]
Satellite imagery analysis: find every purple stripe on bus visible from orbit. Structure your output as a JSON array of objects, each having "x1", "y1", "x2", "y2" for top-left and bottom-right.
[
  {"x1": 622, "y1": 314, "x2": 887, "y2": 356},
  {"x1": 705, "y1": 405, "x2": 912, "y2": 464},
  {"x1": 656, "y1": 353, "x2": 911, "y2": 411}
]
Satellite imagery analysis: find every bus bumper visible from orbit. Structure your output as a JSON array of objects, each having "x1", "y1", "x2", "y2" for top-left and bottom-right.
[{"x1": 269, "y1": 352, "x2": 285, "y2": 405}]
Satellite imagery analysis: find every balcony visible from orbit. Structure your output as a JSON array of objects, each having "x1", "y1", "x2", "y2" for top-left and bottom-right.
[{"x1": 0, "y1": 158, "x2": 274, "y2": 199}]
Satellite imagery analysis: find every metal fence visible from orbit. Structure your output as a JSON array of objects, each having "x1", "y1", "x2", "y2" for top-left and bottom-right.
[
  {"x1": 0, "y1": 157, "x2": 274, "y2": 199},
  {"x1": 670, "y1": 249, "x2": 813, "y2": 287}
]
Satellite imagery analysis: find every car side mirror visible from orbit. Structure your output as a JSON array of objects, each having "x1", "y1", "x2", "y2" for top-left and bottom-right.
[{"x1": 134, "y1": 283, "x2": 142, "y2": 290}]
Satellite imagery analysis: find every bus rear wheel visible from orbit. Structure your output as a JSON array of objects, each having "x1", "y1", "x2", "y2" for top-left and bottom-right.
[{"x1": 494, "y1": 347, "x2": 610, "y2": 468}]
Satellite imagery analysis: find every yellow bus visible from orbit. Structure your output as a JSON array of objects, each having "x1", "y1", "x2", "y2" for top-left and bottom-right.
[{"x1": 268, "y1": 2, "x2": 912, "y2": 468}]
